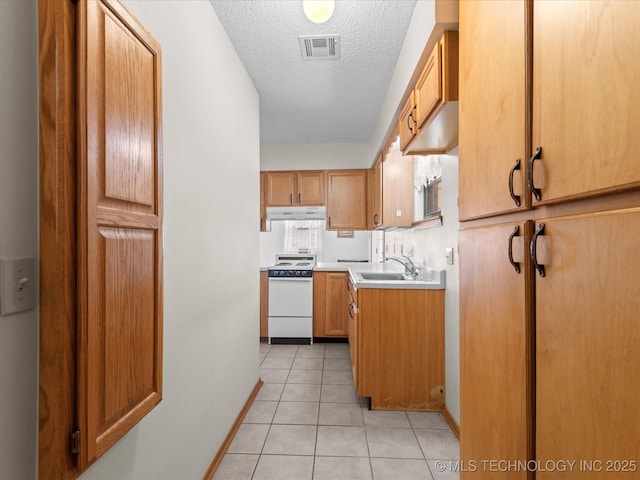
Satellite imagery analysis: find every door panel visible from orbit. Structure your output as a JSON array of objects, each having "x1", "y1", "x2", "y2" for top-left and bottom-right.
[
  {"x1": 325, "y1": 272, "x2": 348, "y2": 336},
  {"x1": 296, "y1": 171, "x2": 325, "y2": 205},
  {"x1": 266, "y1": 172, "x2": 295, "y2": 206},
  {"x1": 532, "y1": 1, "x2": 640, "y2": 205},
  {"x1": 326, "y1": 170, "x2": 368, "y2": 230},
  {"x1": 458, "y1": 0, "x2": 527, "y2": 220},
  {"x1": 535, "y1": 210, "x2": 640, "y2": 479},
  {"x1": 460, "y1": 221, "x2": 533, "y2": 479},
  {"x1": 78, "y1": 0, "x2": 162, "y2": 469}
]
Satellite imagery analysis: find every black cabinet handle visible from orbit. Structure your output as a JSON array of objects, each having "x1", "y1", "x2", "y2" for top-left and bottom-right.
[
  {"x1": 407, "y1": 111, "x2": 414, "y2": 133},
  {"x1": 528, "y1": 146, "x2": 543, "y2": 201},
  {"x1": 531, "y1": 222, "x2": 546, "y2": 277},
  {"x1": 328, "y1": 217, "x2": 331, "y2": 227},
  {"x1": 348, "y1": 303, "x2": 354, "y2": 319},
  {"x1": 298, "y1": 192, "x2": 301, "y2": 203},
  {"x1": 508, "y1": 225, "x2": 521, "y2": 274},
  {"x1": 289, "y1": 192, "x2": 293, "y2": 205},
  {"x1": 347, "y1": 279, "x2": 351, "y2": 291},
  {"x1": 509, "y1": 158, "x2": 522, "y2": 207},
  {"x1": 373, "y1": 213, "x2": 379, "y2": 225}
]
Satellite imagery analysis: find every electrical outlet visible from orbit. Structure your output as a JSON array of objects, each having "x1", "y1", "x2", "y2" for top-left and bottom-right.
[
  {"x1": 446, "y1": 248, "x2": 454, "y2": 265},
  {"x1": 0, "y1": 257, "x2": 36, "y2": 316}
]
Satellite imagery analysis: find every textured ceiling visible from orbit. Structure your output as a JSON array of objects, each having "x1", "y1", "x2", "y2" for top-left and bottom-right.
[{"x1": 209, "y1": 0, "x2": 416, "y2": 144}]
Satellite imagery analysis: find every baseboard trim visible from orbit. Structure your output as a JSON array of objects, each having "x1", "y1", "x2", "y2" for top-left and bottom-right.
[
  {"x1": 443, "y1": 406, "x2": 460, "y2": 440},
  {"x1": 202, "y1": 379, "x2": 263, "y2": 480}
]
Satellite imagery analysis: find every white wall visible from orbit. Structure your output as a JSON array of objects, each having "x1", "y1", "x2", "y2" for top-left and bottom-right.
[
  {"x1": 261, "y1": 143, "x2": 371, "y2": 170},
  {"x1": 80, "y1": 1, "x2": 261, "y2": 478},
  {"x1": 260, "y1": 221, "x2": 370, "y2": 266},
  {"x1": 0, "y1": 1, "x2": 39, "y2": 479},
  {"x1": 384, "y1": 149, "x2": 460, "y2": 423}
]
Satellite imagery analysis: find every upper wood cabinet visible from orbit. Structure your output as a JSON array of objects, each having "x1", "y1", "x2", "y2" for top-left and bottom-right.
[
  {"x1": 381, "y1": 149, "x2": 414, "y2": 228},
  {"x1": 265, "y1": 171, "x2": 325, "y2": 206},
  {"x1": 326, "y1": 170, "x2": 368, "y2": 230},
  {"x1": 531, "y1": 1, "x2": 640, "y2": 206},
  {"x1": 458, "y1": 0, "x2": 527, "y2": 221},
  {"x1": 460, "y1": 1, "x2": 640, "y2": 221},
  {"x1": 313, "y1": 271, "x2": 349, "y2": 338},
  {"x1": 367, "y1": 156, "x2": 383, "y2": 229},
  {"x1": 399, "y1": 30, "x2": 459, "y2": 155},
  {"x1": 399, "y1": 91, "x2": 418, "y2": 152}
]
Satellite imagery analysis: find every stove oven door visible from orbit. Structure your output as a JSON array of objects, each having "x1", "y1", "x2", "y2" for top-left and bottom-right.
[{"x1": 268, "y1": 277, "x2": 313, "y2": 317}]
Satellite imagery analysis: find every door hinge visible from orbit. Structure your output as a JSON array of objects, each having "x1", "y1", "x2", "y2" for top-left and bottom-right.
[{"x1": 70, "y1": 429, "x2": 80, "y2": 455}]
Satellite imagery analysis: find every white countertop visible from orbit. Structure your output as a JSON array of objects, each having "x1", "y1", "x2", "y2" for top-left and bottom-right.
[{"x1": 261, "y1": 262, "x2": 445, "y2": 290}]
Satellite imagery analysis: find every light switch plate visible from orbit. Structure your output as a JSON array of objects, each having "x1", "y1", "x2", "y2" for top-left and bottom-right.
[
  {"x1": 0, "y1": 257, "x2": 36, "y2": 316},
  {"x1": 446, "y1": 248, "x2": 454, "y2": 265}
]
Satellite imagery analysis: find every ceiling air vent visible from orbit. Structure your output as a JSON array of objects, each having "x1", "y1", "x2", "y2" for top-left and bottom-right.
[{"x1": 298, "y1": 35, "x2": 340, "y2": 61}]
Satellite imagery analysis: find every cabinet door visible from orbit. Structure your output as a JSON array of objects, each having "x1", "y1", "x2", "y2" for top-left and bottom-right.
[
  {"x1": 415, "y1": 41, "x2": 441, "y2": 128},
  {"x1": 532, "y1": 1, "x2": 640, "y2": 205},
  {"x1": 534, "y1": 210, "x2": 640, "y2": 479},
  {"x1": 398, "y1": 92, "x2": 417, "y2": 152},
  {"x1": 326, "y1": 170, "x2": 368, "y2": 230},
  {"x1": 266, "y1": 171, "x2": 295, "y2": 206},
  {"x1": 78, "y1": 0, "x2": 163, "y2": 469},
  {"x1": 296, "y1": 171, "x2": 325, "y2": 206},
  {"x1": 460, "y1": 221, "x2": 533, "y2": 479},
  {"x1": 325, "y1": 272, "x2": 348, "y2": 336},
  {"x1": 458, "y1": 0, "x2": 527, "y2": 221},
  {"x1": 382, "y1": 149, "x2": 414, "y2": 228}
]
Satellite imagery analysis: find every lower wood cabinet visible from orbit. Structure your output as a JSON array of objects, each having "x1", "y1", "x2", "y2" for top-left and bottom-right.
[
  {"x1": 460, "y1": 221, "x2": 533, "y2": 479},
  {"x1": 534, "y1": 209, "x2": 640, "y2": 479},
  {"x1": 313, "y1": 271, "x2": 349, "y2": 337},
  {"x1": 460, "y1": 209, "x2": 640, "y2": 479},
  {"x1": 350, "y1": 284, "x2": 445, "y2": 410}
]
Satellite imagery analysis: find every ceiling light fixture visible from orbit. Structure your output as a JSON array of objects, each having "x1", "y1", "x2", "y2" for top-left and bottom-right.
[{"x1": 303, "y1": 0, "x2": 335, "y2": 24}]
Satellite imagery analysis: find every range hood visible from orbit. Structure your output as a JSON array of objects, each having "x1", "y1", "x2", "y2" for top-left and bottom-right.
[{"x1": 266, "y1": 206, "x2": 326, "y2": 221}]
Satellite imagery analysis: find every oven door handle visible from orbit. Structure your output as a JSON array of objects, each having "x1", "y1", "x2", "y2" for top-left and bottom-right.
[{"x1": 268, "y1": 277, "x2": 313, "y2": 282}]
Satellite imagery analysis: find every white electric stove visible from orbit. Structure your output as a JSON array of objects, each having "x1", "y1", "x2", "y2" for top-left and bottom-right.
[{"x1": 267, "y1": 254, "x2": 316, "y2": 344}]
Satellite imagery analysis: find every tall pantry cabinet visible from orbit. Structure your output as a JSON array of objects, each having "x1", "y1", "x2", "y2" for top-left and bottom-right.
[{"x1": 459, "y1": 1, "x2": 640, "y2": 478}]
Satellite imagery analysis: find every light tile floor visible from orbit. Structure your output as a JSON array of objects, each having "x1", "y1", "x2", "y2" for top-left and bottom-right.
[{"x1": 213, "y1": 342, "x2": 460, "y2": 480}]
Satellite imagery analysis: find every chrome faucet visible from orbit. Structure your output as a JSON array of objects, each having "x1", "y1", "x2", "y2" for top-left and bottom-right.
[{"x1": 387, "y1": 255, "x2": 420, "y2": 279}]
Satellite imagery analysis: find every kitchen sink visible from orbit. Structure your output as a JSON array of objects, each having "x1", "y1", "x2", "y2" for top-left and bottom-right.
[{"x1": 357, "y1": 272, "x2": 407, "y2": 281}]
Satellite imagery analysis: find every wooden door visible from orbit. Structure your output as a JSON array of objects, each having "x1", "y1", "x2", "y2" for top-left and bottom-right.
[
  {"x1": 266, "y1": 171, "x2": 295, "y2": 206},
  {"x1": 415, "y1": 41, "x2": 442, "y2": 128},
  {"x1": 39, "y1": 0, "x2": 78, "y2": 477},
  {"x1": 459, "y1": 221, "x2": 533, "y2": 479},
  {"x1": 458, "y1": 0, "x2": 528, "y2": 221},
  {"x1": 535, "y1": 210, "x2": 640, "y2": 479},
  {"x1": 296, "y1": 171, "x2": 325, "y2": 205},
  {"x1": 326, "y1": 170, "x2": 368, "y2": 230},
  {"x1": 77, "y1": 0, "x2": 162, "y2": 469},
  {"x1": 532, "y1": 1, "x2": 640, "y2": 206},
  {"x1": 324, "y1": 272, "x2": 348, "y2": 336},
  {"x1": 398, "y1": 91, "x2": 417, "y2": 152}
]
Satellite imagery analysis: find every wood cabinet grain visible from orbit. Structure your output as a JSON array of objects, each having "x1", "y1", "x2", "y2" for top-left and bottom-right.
[
  {"x1": 326, "y1": 170, "x2": 368, "y2": 230},
  {"x1": 350, "y1": 286, "x2": 445, "y2": 411},
  {"x1": 313, "y1": 271, "x2": 348, "y2": 338}
]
